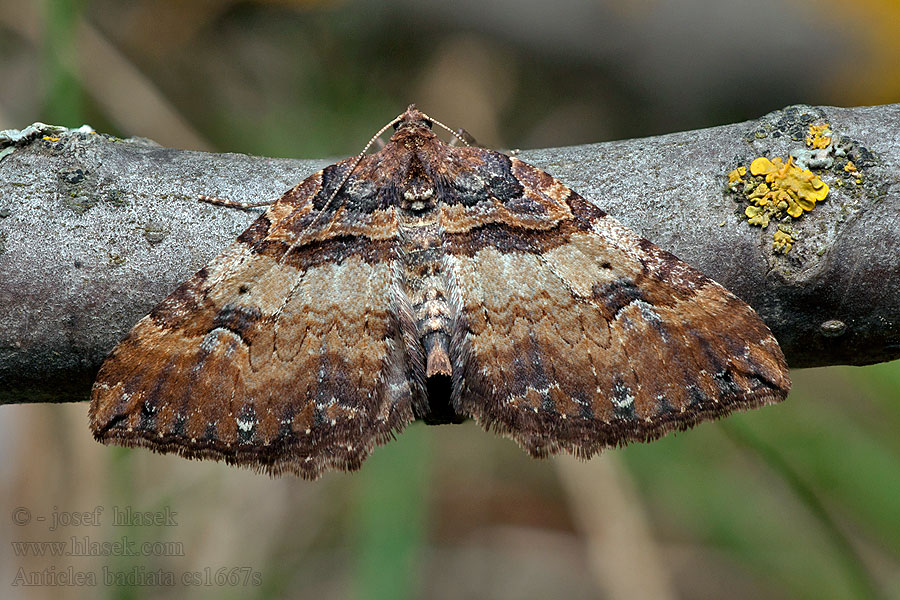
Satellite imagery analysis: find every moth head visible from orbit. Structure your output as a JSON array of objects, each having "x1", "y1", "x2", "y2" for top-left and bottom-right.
[{"x1": 394, "y1": 104, "x2": 433, "y2": 132}]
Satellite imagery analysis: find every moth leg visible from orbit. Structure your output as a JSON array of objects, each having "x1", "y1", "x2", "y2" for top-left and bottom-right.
[
  {"x1": 448, "y1": 128, "x2": 479, "y2": 148},
  {"x1": 198, "y1": 195, "x2": 273, "y2": 211}
]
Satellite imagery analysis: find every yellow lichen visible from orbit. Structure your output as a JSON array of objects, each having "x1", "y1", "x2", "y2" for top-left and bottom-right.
[
  {"x1": 747, "y1": 182, "x2": 769, "y2": 203},
  {"x1": 42, "y1": 135, "x2": 60, "y2": 142},
  {"x1": 806, "y1": 123, "x2": 832, "y2": 149},
  {"x1": 773, "y1": 229, "x2": 794, "y2": 253},
  {"x1": 728, "y1": 166, "x2": 747, "y2": 184},
  {"x1": 744, "y1": 205, "x2": 770, "y2": 227},
  {"x1": 747, "y1": 156, "x2": 828, "y2": 218},
  {"x1": 844, "y1": 160, "x2": 857, "y2": 172}
]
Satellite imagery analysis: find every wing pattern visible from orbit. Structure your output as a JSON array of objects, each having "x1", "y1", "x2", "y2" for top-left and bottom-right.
[
  {"x1": 91, "y1": 106, "x2": 790, "y2": 477},
  {"x1": 439, "y1": 149, "x2": 789, "y2": 457},
  {"x1": 91, "y1": 157, "x2": 421, "y2": 478}
]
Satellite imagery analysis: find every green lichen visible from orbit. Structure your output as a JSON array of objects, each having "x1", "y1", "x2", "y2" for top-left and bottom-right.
[
  {"x1": 105, "y1": 189, "x2": 127, "y2": 208},
  {"x1": 62, "y1": 192, "x2": 99, "y2": 215}
]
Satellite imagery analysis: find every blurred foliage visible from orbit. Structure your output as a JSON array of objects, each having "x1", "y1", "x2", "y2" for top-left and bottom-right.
[
  {"x1": 41, "y1": 0, "x2": 85, "y2": 125},
  {"x1": 352, "y1": 425, "x2": 431, "y2": 600}
]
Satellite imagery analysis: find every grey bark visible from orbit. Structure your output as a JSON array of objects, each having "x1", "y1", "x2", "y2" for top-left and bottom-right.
[{"x1": 1, "y1": 104, "x2": 898, "y2": 405}]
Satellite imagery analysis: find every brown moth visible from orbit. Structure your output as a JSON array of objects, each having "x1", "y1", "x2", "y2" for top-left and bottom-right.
[{"x1": 90, "y1": 105, "x2": 790, "y2": 478}]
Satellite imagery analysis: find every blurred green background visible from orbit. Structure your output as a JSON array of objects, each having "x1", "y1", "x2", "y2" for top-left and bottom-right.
[{"x1": 1, "y1": 0, "x2": 899, "y2": 598}]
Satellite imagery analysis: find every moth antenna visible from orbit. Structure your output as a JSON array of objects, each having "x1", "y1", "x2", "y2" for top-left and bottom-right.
[
  {"x1": 312, "y1": 110, "x2": 460, "y2": 233},
  {"x1": 198, "y1": 116, "x2": 402, "y2": 221},
  {"x1": 296, "y1": 114, "x2": 403, "y2": 240},
  {"x1": 419, "y1": 111, "x2": 471, "y2": 147},
  {"x1": 279, "y1": 110, "x2": 464, "y2": 260},
  {"x1": 198, "y1": 195, "x2": 272, "y2": 210},
  {"x1": 323, "y1": 115, "x2": 403, "y2": 209},
  {"x1": 268, "y1": 113, "x2": 405, "y2": 322}
]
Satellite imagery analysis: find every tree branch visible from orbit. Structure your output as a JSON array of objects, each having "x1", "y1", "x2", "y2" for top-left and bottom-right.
[{"x1": 1, "y1": 103, "x2": 898, "y2": 405}]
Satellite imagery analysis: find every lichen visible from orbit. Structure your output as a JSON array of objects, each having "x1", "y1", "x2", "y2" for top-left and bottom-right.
[
  {"x1": 748, "y1": 156, "x2": 828, "y2": 218},
  {"x1": 791, "y1": 147, "x2": 833, "y2": 170},
  {"x1": 727, "y1": 166, "x2": 746, "y2": 184},
  {"x1": 729, "y1": 149, "x2": 831, "y2": 255},
  {"x1": 143, "y1": 221, "x2": 168, "y2": 244},
  {"x1": 744, "y1": 204, "x2": 771, "y2": 228},
  {"x1": 806, "y1": 123, "x2": 832, "y2": 149},
  {"x1": 772, "y1": 228, "x2": 794, "y2": 253}
]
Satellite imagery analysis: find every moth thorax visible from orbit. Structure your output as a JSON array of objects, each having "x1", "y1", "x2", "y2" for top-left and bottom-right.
[{"x1": 401, "y1": 184, "x2": 435, "y2": 212}]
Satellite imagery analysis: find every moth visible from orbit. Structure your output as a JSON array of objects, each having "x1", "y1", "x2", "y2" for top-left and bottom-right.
[{"x1": 90, "y1": 105, "x2": 790, "y2": 478}]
